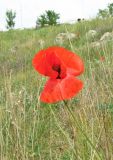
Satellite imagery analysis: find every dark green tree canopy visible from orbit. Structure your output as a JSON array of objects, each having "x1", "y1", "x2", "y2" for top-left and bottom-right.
[
  {"x1": 6, "y1": 10, "x2": 16, "y2": 29},
  {"x1": 108, "y1": 3, "x2": 113, "y2": 17},
  {"x1": 46, "y1": 10, "x2": 60, "y2": 25},
  {"x1": 36, "y1": 14, "x2": 47, "y2": 28},
  {"x1": 36, "y1": 10, "x2": 60, "y2": 28}
]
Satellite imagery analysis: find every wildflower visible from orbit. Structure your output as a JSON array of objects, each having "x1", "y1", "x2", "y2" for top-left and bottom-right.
[
  {"x1": 100, "y1": 56, "x2": 105, "y2": 61},
  {"x1": 32, "y1": 46, "x2": 84, "y2": 103}
]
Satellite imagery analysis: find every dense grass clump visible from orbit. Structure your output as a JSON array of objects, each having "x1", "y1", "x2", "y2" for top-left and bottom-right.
[{"x1": 0, "y1": 17, "x2": 113, "y2": 160}]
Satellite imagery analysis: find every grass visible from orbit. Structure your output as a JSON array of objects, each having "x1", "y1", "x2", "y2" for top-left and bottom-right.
[{"x1": 0, "y1": 17, "x2": 113, "y2": 160}]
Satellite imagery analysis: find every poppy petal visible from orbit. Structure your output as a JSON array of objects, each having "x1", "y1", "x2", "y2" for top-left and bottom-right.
[
  {"x1": 40, "y1": 76, "x2": 83, "y2": 103},
  {"x1": 32, "y1": 46, "x2": 84, "y2": 78},
  {"x1": 32, "y1": 49, "x2": 58, "y2": 78},
  {"x1": 45, "y1": 46, "x2": 84, "y2": 76}
]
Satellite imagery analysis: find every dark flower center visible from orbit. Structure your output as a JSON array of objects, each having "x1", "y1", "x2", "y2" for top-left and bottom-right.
[{"x1": 52, "y1": 65, "x2": 61, "y2": 79}]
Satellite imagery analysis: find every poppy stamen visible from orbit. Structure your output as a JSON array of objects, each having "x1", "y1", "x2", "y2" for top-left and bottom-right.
[{"x1": 52, "y1": 65, "x2": 61, "y2": 79}]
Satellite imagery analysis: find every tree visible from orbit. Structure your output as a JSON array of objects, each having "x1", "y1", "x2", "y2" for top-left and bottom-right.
[
  {"x1": 6, "y1": 10, "x2": 16, "y2": 29},
  {"x1": 108, "y1": 3, "x2": 113, "y2": 17},
  {"x1": 46, "y1": 10, "x2": 60, "y2": 25},
  {"x1": 36, "y1": 14, "x2": 47, "y2": 28},
  {"x1": 97, "y1": 3, "x2": 113, "y2": 19},
  {"x1": 36, "y1": 10, "x2": 60, "y2": 28},
  {"x1": 97, "y1": 9, "x2": 109, "y2": 19}
]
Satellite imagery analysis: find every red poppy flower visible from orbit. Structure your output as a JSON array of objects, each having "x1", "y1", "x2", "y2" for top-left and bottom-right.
[{"x1": 32, "y1": 46, "x2": 84, "y2": 103}]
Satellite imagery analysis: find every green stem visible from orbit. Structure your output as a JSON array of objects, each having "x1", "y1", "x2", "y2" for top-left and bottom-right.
[
  {"x1": 63, "y1": 100, "x2": 102, "y2": 160},
  {"x1": 49, "y1": 105, "x2": 80, "y2": 159}
]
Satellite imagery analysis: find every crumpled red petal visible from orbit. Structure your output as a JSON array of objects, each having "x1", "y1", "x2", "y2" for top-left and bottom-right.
[
  {"x1": 32, "y1": 49, "x2": 58, "y2": 78},
  {"x1": 32, "y1": 46, "x2": 84, "y2": 77},
  {"x1": 45, "y1": 46, "x2": 84, "y2": 76},
  {"x1": 40, "y1": 76, "x2": 83, "y2": 103}
]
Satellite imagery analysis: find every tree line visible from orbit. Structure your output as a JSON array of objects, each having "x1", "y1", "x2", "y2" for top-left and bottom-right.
[
  {"x1": 3, "y1": 3, "x2": 113, "y2": 30},
  {"x1": 4, "y1": 10, "x2": 60, "y2": 30}
]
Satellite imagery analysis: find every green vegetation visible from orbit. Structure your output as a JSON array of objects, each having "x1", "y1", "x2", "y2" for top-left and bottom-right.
[
  {"x1": 36, "y1": 10, "x2": 60, "y2": 28},
  {"x1": 0, "y1": 17, "x2": 113, "y2": 160},
  {"x1": 6, "y1": 10, "x2": 16, "y2": 30},
  {"x1": 97, "y1": 3, "x2": 113, "y2": 18}
]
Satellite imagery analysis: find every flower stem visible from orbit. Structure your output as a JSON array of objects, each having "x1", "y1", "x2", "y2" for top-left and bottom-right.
[{"x1": 63, "y1": 100, "x2": 102, "y2": 160}]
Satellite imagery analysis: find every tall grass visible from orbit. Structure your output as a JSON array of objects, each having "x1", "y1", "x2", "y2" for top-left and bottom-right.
[{"x1": 0, "y1": 17, "x2": 113, "y2": 160}]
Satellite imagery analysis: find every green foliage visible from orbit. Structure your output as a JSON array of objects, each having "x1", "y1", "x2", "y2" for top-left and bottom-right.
[
  {"x1": 36, "y1": 10, "x2": 60, "y2": 28},
  {"x1": 36, "y1": 14, "x2": 47, "y2": 28},
  {"x1": 98, "y1": 103, "x2": 113, "y2": 113},
  {"x1": 108, "y1": 3, "x2": 113, "y2": 17},
  {"x1": 6, "y1": 10, "x2": 16, "y2": 29},
  {"x1": 46, "y1": 10, "x2": 60, "y2": 25},
  {"x1": 97, "y1": 9, "x2": 109, "y2": 19},
  {"x1": 97, "y1": 3, "x2": 113, "y2": 18}
]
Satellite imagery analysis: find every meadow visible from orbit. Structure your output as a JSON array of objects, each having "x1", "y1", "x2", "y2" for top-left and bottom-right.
[{"x1": 0, "y1": 17, "x2": 113, "y2": 160}]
